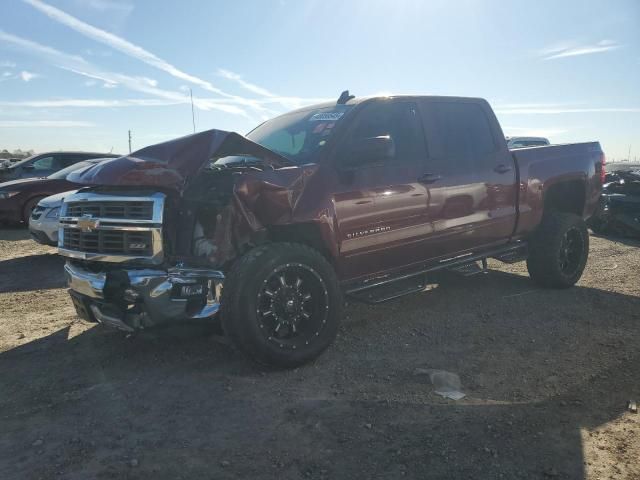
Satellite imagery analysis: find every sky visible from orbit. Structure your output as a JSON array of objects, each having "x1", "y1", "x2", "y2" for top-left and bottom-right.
[{"x1": 0, "y1": 0, "x2": 638, "y2": 160}]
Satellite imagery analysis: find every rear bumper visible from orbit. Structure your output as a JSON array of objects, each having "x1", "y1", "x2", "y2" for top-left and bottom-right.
[{"x1": 64, "y1": 262, "x2": 224, "y2": 331}]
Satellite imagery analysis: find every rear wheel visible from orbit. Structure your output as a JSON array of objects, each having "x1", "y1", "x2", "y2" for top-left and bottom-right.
[
  {"x1": 221, "y1": 243, "x2": 342, "y2": 368},
  {"x1": 22, "y1": 196, "x2": 44, "y2": 224},
  {"x1": 526, "y1": 212, "x2": 589, "y2": 288}
]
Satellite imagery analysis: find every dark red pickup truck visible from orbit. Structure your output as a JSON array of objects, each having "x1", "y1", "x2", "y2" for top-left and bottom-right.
[{"x1": 60, "y1": 93, "x2": 604, "y2": 367}]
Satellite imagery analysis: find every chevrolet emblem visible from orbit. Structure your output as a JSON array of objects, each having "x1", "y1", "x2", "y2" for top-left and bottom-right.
[{"x1": 77, "y1": 214, "x2": 100, "y2": 232}]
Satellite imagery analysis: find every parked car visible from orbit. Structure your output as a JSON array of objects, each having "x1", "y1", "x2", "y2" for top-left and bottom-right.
[
  {"x1": 506, "y1": 136, "x2": 550, "y2": 148},
  {"x1": 59, "y1": 93, "x2": 604, "y2": 367},
  {"x1": 588, "y1": 168, "x2": 640, "y2": 238},
  {"x1": 0, "y1": 157, "x2": 116, "y2": 225},
  {"x1": 29, "y1": 190, "x2": 79, "y2": 246},
  {"x1": 0, "y1": 151, "x2": 118, "y2": 182}
]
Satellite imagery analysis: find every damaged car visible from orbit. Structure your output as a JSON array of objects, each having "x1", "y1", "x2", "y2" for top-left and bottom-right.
[
  {"x1": 59, "y1": 93, "x2": 604, "y2": 367},
  {"x1": 588, "y1": 168, "x2": 640, "y2": 238}
]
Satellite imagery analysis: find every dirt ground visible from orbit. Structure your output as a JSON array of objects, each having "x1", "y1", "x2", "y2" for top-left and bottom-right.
[{"x1": 0, "y1": 228, "x2": 638, "y2": 480}]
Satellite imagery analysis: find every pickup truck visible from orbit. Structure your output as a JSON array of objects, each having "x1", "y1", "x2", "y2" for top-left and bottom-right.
[{"x1": 59, "y1": 93, "x2": 605, "y2": 367}]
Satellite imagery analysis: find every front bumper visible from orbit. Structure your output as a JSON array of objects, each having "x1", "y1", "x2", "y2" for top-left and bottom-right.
[
  {"x1": 65, "y1": 262, "x2": 224, "y2": 331},
  {"x1": 29, "y1": 207, "x2": 59, "y2": 245}
]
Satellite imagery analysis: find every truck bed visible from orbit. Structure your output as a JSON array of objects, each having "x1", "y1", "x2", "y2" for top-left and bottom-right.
[{"x1": 510, "y1": 142, "x2": 604, "y2": 238}]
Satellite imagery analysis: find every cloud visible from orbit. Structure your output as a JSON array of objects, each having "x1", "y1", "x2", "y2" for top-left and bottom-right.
[
  {"x1": 495, "y1": 106, "x2": 640, "y2": 114},
  {"x1": 0, "y1": 60, "x2": 16, "y2": 68},
  {"x1": 84, "y1": 48, "x2": 113, "y2": 57},
  {"x1": 0, "y1": 120, "x2": 96, "y2": 128},
  {"x1": 19, "y1": 70, "x2": 39, "y2": 81},
  {"x1": 217, "y1": 68, "x2": 276, "y2": 98},
  {"x1": 540, "y1": 39, "x2": 622, "y2": 60},
  {"x1": 502, "y1": 126, "x2": 569, "y2": 138},
  {"x1": 0, "y1": 99, "x2": 186, "y2": 108},
  {"x1": 23, "y1": 0, "x2": 256, "y2": 106},
  {"x1": 0, "y1": 30, "x2": 249, "y2": 117},
  {"x1": 78, "y1": 0, "x2": 133, "y2": 15}
]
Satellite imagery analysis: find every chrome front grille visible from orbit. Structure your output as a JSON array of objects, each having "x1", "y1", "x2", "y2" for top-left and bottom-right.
[
  {"x1": 65, "y1": 201, "x2": 154, "y2": 220},
  {"x1": 58, "y1": 192, "x2": 164, "y2": 264},
  {"x1": 62, "y1": 228, "x2": 154, "y2": 256}
]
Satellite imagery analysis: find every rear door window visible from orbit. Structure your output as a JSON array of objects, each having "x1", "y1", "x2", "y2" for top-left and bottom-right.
[{"x1": 421, "y1": 101, "x2": 497, "y2": 173}]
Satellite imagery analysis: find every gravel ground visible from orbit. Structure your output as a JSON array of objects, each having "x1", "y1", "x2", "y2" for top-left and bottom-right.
[{"x1": 0, "y1": 227, "x2": 638, "y2": 479}]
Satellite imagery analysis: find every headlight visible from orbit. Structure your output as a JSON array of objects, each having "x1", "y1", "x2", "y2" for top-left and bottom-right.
[
  {"x1": 45, "y1": 207, "x2": 60, "y2": 219},
  {"x1": 0, "y1": 191, "x2": 20, "y2": 199}
]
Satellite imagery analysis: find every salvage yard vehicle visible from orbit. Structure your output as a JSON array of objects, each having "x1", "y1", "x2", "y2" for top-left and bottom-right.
[
  {"x1": 29, "y1": 190, "x2": 78, "y2": 246},
  {"x1": 0, "y1": 151, "x2": 118, "y2": 182},
  {"x1": 59, "y1": 93, "x2": 604, "y2": 367},
  {"x1": 0, "y1": 157, "x2": 117, "y2": 225},
  {"x1": 588, "y1": 167, "x2": 640, "y2": 238},
  {"x1": 506, "y1": 136, "x2": 550, "y2": 148}
]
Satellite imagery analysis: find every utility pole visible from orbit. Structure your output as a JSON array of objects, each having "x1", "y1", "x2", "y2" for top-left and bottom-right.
[
  {"x1": 628, "y1": 145, "x2": 632, "y2": 162},
  {"x1": 128, "y1": 130, "x2": 132, "y2": 154},
  {"x1": 190, "y1": 88, "x2": 196, "y2": 133}
]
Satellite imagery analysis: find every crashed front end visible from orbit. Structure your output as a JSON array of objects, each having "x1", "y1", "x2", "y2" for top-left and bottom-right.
[
  {"x1": 59, "y1": 129, "x2": 303, "y2": 331},
  {"x1": 59, "y1": 190, "x2": 224, "y2": 331}
]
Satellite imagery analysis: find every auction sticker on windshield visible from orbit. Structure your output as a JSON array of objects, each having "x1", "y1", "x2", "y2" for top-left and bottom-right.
[{"x1": 309, "y1": 112, "x2": 344, "y2": 121}]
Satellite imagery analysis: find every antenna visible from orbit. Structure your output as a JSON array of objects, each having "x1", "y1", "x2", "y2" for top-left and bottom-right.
[
  {"x1": 337, "y1": 90, "x2": 355, "y2": 104},
  {"x1": 190, "y1": 88, "x2": 196, "y2": 133}
]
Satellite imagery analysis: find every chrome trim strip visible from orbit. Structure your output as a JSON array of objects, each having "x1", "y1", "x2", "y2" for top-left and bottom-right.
[
  {"x1": 59, "y1": 223, "x2": 160, "y2": 232},
  {"x1": 59, "y1": 218, "x2": 161, "y2": 227}
]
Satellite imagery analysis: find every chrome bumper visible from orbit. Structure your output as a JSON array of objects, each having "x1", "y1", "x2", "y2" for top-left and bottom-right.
[{"x1": 65, "y1": 262, "x2": 224, "y2": 330}]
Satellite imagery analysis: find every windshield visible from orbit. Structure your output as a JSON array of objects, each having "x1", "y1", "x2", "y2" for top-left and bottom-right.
[
  {"x1": 47, "y1": 160, "x2": 94, "y2": 179},
  {"x1": 215, "y1": 105, "x2": 353, "y2": 167},
  {"x1": 3, "y1": 153, "x2": 40, "y2": 169}
]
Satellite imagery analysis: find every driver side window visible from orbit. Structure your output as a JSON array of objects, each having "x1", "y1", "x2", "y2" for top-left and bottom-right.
[
  {"x1": 31, "y1": 156, "x2": 55, "y2": 170},
  {"x1": 346, "y1": 101, "x2": 427, "y2": 162}
]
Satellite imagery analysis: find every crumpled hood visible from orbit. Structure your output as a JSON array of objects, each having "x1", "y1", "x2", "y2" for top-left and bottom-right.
[{"x1": 66, "y1": 129, "x2": 291, "y2": 193}]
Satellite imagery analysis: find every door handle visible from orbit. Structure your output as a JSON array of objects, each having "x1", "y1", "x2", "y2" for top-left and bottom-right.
[
  {"x1": 418, "y1": 173, "x2": 442, "y2": 184},
  {"x1": 494, "y1": 164, "x2": 512, "y2": 174}
]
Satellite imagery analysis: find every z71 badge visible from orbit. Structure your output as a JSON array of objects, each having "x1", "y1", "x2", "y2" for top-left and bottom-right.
[{"x1": 346, "y1": 226, "x2": 391, "y2": 239}]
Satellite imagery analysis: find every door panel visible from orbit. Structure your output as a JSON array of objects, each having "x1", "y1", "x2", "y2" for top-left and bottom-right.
[
  {"x1": 418, "y1": 100, "x2": 517, "y2": 257},
  {"x1": 332, "y1": 101, "x2": 432, "y2": 279}
]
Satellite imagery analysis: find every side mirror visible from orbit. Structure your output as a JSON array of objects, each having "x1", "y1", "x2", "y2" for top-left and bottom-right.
[{"x1": 345, "y1": 135, "x2": 395, "y2": 167}]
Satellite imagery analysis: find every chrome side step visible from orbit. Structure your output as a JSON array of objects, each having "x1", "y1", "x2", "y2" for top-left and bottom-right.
[{"x1": 344, "y1": 242, "x2": 527, "y2": 304}]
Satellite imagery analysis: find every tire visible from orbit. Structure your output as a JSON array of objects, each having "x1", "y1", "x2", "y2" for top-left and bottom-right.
[
  {"x1": 22, "y1": 196, "x2": 44, "y2": 224},
  {"x1": 526, "y1": 212, "x2": 589, "y2": 289},
  {"x1": 221, "y1": 242, "x2": 342, "y2": 368}
]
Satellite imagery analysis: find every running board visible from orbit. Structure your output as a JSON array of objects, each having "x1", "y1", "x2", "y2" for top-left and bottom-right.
[
  {"x1": 344, "y1": 242, "x2": 527, "y2": 304},
  {"x1": 448, "y1": 258, "x2": 488, "y2": 276}
]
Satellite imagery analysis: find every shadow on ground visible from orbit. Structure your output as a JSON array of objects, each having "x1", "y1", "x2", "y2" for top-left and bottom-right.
[
  {"x1": 0, "y1": 254, "x2": 65, "y2": 293},
  {"x1": 0, "y1": 226, "x2": 31, "y2": 242},
  {"x1": 0, "y1": 269, "x2": 638, "y2": 479}
]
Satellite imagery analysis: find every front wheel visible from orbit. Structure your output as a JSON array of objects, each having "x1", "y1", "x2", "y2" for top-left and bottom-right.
[
  {"x1": 526, "y1": 212, "x2": 589, "y2": 288},
  {"x1": 221, "y1": 243, "x2": 342, "y2": 368}
]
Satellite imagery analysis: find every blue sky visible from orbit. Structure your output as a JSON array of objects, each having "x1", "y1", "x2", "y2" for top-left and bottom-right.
[{"x1": 0, "y1": 0, "x2": 638, "y2": 160}]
